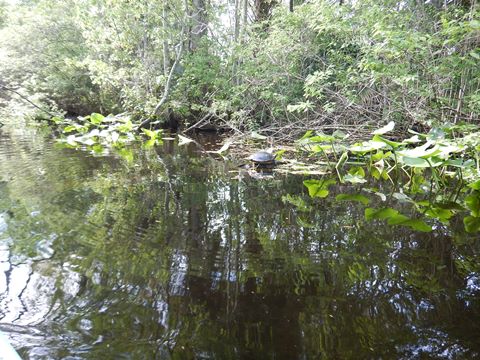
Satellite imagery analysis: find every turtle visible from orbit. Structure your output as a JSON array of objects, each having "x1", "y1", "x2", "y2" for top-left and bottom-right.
[{"x1": 248, "y1": 151, "x2": 276, "y2": 168}]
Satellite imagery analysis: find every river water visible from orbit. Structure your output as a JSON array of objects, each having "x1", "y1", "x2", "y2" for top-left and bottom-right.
[{"x1": 0, "y1": 117, "x2": 479, "y2": 359}]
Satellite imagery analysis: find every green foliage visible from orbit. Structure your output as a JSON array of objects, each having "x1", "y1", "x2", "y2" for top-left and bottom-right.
[
  {"x1": 303, "y1": 178, "x2": 336, "y2": 198},
  {"x1": 1, "y1": 0, "x2": 479, "y2": 132},
  {"x1": 297, "y1": 121, "x2": 480, "y2": 233}
]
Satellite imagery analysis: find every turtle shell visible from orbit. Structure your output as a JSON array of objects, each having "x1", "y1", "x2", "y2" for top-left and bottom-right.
[{"x1": 248, "y1": 151, "x2": 275, "y2": 164}]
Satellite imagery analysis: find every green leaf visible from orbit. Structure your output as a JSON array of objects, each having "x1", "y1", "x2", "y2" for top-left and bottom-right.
[
  {"x1": 335, "y1": 194, "x2": 370, "y2": 205},
  {"x1": 386, "y1": 213, "x2": 410, "y2": 225},
  {"x1": 464, "y1": 216, "x2": 480, "y2": 233},
  {"x1": 90, "y1": 113, "x2": 105, "y2": 125},
  {"x1": 344, "y1": 173, "x2": 367, "y2": 184},
  {"x1": 303, "y1": 179, "x2": 336, "y2": 198},
  {"x1": 398, "y1": 143, "x2": 441, "y2": 159},
  {"x1": 50, "y1": 116, "x2": 64, "y2": 124},
  {"x1": 404, "y1": 135, "x2": 422, "y2": 144},
  {"x1": 365, "y1": 208, "x2": 431, "y2": 232},
  {"x1": 372, "y1": 121, "x2": 395, "y2": 135},
  {"x1": 401, "y1": 219, "x2": 432, "y2": 232},
  {"x1": 372, "y1": 134, "x2": 403, "y2": 148},
  {"x1": 116, "y1": 148, "x2": 134, "y2": 163},
  {"x1": 465, "y1": 193, "x2": 480, "y2": 217},
  {"x1": 468, "y1": 180, "x2": 480, "y2": 190},
  {"x1": 282, "y1": 194, "x2": 312, "y2": 212},
  {"x1": 332, "y1": 130, "x2": 347, "y2": 139},
  {"x1": 425, "y1": 207, "x2": 453, "y2": 222},
  {"x1": 401, "y1": 156, "x2": 443, "y2": 168},
  {"x1": 365, "y1": 207, "x2": 399, "y2": 220},
  {"x1": 142, "y1": 128, "x2": 157, "y2": 139},
  {"x1": 469, "y1": 51, "x2": 480, "y2": 60},
  {"x1": 300, "y1": 130, "x2": 314, "y2": 140},
  {"x1": 63, "y1": 125, "x2": 78, "y2": 133},
  {"x1": 349, "y1": 141, "x2": 386, "y2": 153},
  {"x1": 117, "y1": 119, "x2": 133, "y2": 133}
]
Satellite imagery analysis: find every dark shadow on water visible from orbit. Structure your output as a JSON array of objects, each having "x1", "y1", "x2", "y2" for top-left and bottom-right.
[{"x1": 0, "y1": 121, "x2": 480, "y2": 359}]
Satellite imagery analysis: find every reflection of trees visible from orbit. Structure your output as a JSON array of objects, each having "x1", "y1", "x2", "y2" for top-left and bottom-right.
[{"x1": 1, "y1": 129, "x2": 480, "y2": 358}]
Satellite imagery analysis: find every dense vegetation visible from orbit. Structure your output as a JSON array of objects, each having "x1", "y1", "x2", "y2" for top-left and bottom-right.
[{"x1": 1, "y1": 0, "x2": 478, "y2": 137}]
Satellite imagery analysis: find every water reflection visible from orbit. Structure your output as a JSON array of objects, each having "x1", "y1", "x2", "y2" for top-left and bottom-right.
[{"x1": 0, "y1": 120, "x2": 480, "y2": 359}]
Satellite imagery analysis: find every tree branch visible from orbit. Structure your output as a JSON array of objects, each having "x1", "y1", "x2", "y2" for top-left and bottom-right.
[{"x1": 1, "y1": 85, "x2": 56, "y2": 117}]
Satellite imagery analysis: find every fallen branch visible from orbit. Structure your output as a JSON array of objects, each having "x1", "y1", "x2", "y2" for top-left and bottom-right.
[{"x1": 1, "y1": 85, "x2": 56, "y2": 117}]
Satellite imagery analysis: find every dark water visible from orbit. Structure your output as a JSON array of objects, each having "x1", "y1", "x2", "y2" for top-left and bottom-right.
[{"x1": 0, "y1": 119, "x2": 480, "y2": 359}]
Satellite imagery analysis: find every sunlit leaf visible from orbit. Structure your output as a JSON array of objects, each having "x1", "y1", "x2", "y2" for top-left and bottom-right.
[
  {"x1": 444, "y1": 159, "x2": 475, "y2": 168},
  {"x1": 344, "y1": 173, "x2": 367, "y2": 184},
  {"x1": 427, "y1": 128, "x2": 445, "y2": 141},
  {"x1": 90, "y1": 144, "x2": 104, "y2": 154},
  {"x1": 365, "y1": 207, "x2": 431, "y2": 232},
  {"x1": 116, "y1": 148, "x2": 134, "y2": 162},
  {"x1": 468, "y1": 180, "x2": 480, "y2": 190},
  {"x1": 372, "y1": 121, "x2": 395, "y2": 135},
  {"x1": 365, "y1": 207, "x2": 399, "y2": 220},
  {"x1": 111, "y1": 131, "x2": 120, "y2": 143},
  {"x1": 404, "y1": 135, "x2": 422, "y2": 144},
  {"x1": 398, "y1": 143, "x2": 441, "y2": 159},
  {"x1": 250, "y1": 131, "x2": 267, "y2": 140},
  {"x1": 386, "y1": 213, "x2": 410, "y2": 225},
  {"x1": 401, "y1": 156, "x2": 442, "y2": 168},
  {"x1": 392, "y1": 193, "x2": 411, "y2": 203},
  {"x1": 142, "y1": 128, "x2": 157, "y2": 139},
  {"x1": 349, "y1": 141, "x2": 386, "y2": 153},
  {"x1": 215, "y1": 140, "x2": 233, "y2": 154},
  {"x1": 300, "y1": 130, "x2": 314, "y2": 140},
  {"x1": 178, "y1": 134, "x2": 194, "y2": 146},
  {"x1": 117, "y1": 119, "x2": 133, "y2": 133},
  {"x1": 63, "y1": 125, "x2": 78, "y2": 133},
  {"x1": 143, "y1": 139, "x2": 157, "y2": 148},
  {"x1": 372, "y1": 134, "x2": 403, "y2": 148},
  {"x1": 90, "y1": 113, "x2": 105, "y2": 125}
]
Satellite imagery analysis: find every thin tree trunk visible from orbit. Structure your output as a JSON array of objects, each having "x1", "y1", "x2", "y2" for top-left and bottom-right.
[
  {"x1": 234, "y1": 0, "x2": 240, "y2": 42},
  {"x1": 191, "y1": 0, "x2": 207, "y2": 51},
  {"x1": 241, "y1": 0, "x2": 248, "y2": 43},
  {"x1": 289, "y1": 0, "x2": 294, "y2": 12},
  {"x1": 138, "y1": 0, "x2": 188, "y2": 129},
  {"x1": 162, "y1": 3, "x2": 170, "y2": 77},
  {"x1": 232, "y1": 0, "x2": 241, "y2": 84}
]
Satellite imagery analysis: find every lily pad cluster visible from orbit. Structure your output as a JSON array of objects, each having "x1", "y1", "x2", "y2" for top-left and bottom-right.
[
  {"x1": 51, "y1": 113, "x2": 164, "y2": 154},
  {"x1": 298, "y1": 122, "x2": 480, "y2": 233}
]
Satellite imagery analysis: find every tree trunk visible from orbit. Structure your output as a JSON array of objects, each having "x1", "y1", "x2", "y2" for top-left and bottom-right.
[
  {"x1": 162, "y1": 3, "x2": 170, "y2": 77},
  {"x1": 191, "y1": 0, "x2": 207, "y2": 51},
  {"x1": 138, "y1": 0, "x2": 189, "y2": 129},
  {"x1": 253, "y1": 0, "x2": 278, "y2": 22},
  {"x1": 289, "y1": 0, "x2": 293, "y2": 12}
]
